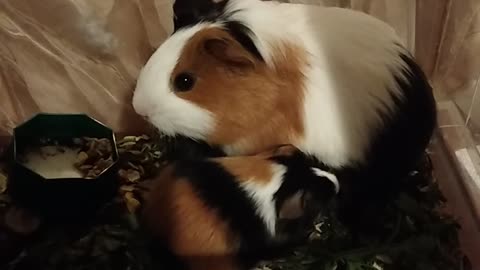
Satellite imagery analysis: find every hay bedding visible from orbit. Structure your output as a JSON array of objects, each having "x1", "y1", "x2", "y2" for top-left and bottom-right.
[{"x1": 0, "y1": 135, "x2": 471, "y2": 270}]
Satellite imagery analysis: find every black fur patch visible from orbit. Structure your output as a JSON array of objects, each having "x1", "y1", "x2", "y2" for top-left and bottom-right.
[
  {"x1": 173, "y1": 0, "x2": 228, "y2": 32},
  {"x1": 335, "y1": 49, "x2": 437, "y2": 233},
  {"x1": 270, "y1": 151, "x2": 336, "y2": 214},
  {"x1": 146, "y1": 238, "x2": 189, "y2": 270},
  {"x1": 171, "y1": 159, "x2": 272, "y2": 261},
  {"x1": 223, "y1": 21, "x2": 264, "y2": 62},
  {"x1": 365, "y1": 50, "x2": 437, "y2": 181},
  {"x1": 269, "y1": 151, "x2": 337, "y2": 238}
]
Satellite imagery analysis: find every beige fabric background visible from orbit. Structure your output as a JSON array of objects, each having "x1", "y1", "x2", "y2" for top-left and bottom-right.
[{"x1": 0, "y1": 0, "x2": 478, "y2": 138}]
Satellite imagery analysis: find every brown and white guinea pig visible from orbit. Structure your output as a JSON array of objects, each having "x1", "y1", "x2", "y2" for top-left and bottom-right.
[
  {"x1": 140, "y1": 145, "x2": 339, "y2": 270},
  {"x1": 132, "y1": 0, "x2": 436, "y2": 191}
]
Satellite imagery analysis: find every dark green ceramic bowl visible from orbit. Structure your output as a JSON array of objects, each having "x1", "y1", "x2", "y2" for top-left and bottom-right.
[{"x1": 6, "y1": 113, "x2": 119, "y2": 221}]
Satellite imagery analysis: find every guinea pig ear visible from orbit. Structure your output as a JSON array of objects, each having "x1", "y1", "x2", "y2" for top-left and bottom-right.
[
  {"x1": 203, "y1": 37, "x2": 257, "y2": 69},
  {"x1": 278, "y1": 191, "x2": 309, "y2": 220}
]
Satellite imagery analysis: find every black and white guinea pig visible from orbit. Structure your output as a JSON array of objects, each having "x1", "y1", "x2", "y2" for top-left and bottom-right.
[
  {"x1": 141, "y1": 145, "x2": 339, "y2": 270},
  {"x1": 133, "y1": 0, "x2": 436, "y2": 183}
]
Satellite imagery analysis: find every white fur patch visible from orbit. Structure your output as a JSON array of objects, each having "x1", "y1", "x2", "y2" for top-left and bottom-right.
[
  {"x1": 132, "y1": 23, "x2": 218, "y2": 140},
  {"x1": 311, "y1": 167, "x2": 340, "y2": 194},
  {"x1": 239, "y1": 163, "x2": 286, "y2": 236},
  {"x1": 297, "y1": 7, "x2": 409, "y2": 167},
  {"x1": 223, "y1": 0, "x2": 283, "y2": 67}
]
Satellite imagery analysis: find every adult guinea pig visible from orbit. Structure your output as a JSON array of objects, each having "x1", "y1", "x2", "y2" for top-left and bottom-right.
[
  {"x1": 140, "y1": 145, "x2": 339, "y2": 270},
  {"x1": 133, "y1": 0, "x2": 436, "y2": 190}
]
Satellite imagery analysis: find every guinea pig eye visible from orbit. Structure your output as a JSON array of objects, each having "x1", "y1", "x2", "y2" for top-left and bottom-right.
[{"x1": 173, "y1": 72, "x2": 196, "y2": 92}]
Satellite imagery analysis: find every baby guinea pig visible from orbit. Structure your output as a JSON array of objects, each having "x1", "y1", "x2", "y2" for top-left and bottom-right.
[
  {"x1": 133, "y1": 0, "x2": 436, "y2": 187},
  {"x1": 140, "y1": 145, "x2": 339, "y2": 270}
]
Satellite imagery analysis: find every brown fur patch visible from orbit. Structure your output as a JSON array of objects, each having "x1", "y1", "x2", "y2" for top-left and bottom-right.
[
  {"x1": 212, "y1": 144, "x2": 302, "y2": 185},
  {"x1": 214, "y1": 155, "x2": 274, "y2": 184},
  {"x1": 213, "y1": 144, "x2": 301, "y2": 184},
  {"x1": 172, "y1": 26, "x2": 308, "y2": 155},
  {"x1": 141, "y1": 164, "x2": 238, "y2": 259},
  {"x1": 256, "y1": 144, "x2": 300, "y2": 159}
]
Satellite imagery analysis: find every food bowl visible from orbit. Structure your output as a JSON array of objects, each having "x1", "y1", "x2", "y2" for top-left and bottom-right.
[{"x1": 6, "y1": 113, "x2": 120, "y2": 221}]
